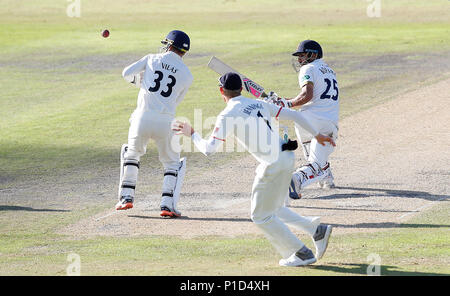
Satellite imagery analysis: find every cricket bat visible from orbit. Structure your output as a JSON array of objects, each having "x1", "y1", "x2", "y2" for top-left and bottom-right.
[{"x1": 207, "y1": 56, "x2": 268, "y2": 98}]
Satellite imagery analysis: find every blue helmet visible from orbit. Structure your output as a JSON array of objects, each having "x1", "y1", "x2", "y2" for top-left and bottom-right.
[
  {"x1": 291, "y1": 40, "x2": 322, "y2": 68},
  {"x1": 161, "y1": 30, "x2": 190, "y2": 53},
  {"x1": 292, "y1": 40, "x2": 323, "y2": 58}
]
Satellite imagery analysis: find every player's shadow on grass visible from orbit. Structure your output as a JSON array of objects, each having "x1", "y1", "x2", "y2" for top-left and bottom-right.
[
  {"x1": 290, "y1": 204, "x2": 414, "y2": 213},
  {"x1": 316, "y1": 186, "x2": 449, "y2": 202},
  {"x1": 128, "y1": 215, "x2": 252, "y2": 222},
  {"x1": 329, "y1": 222, "x2": 449, "y2": 229},
  {"x1": 0, "y1": 205, "x2": 70, "y2": 212},
  {"x1": 313, "y1": 263, "x2": 447, "y2": 276}
]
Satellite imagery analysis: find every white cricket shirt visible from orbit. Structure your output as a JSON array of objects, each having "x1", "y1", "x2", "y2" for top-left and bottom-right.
[
  {"x1": 298, "y1": 59, "x2": 339, "y2": 125},
  {"x1": 122, "y1": 51, "x2": 193, "y2": 116},
  {"x1": 192, "y1": 96, "x2": 319, "y2": 165}
]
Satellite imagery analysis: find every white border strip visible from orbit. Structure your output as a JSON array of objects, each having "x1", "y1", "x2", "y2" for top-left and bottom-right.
[
  {"x1": 397, "y1": 197, "x2": 447, "y2": 220},
  {"x1": 95, "y1": 211, "x2": 118, "y2": 221}
]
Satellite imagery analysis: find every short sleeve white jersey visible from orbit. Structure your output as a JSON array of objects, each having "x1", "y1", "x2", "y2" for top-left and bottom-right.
[
  {"x1": 298, "y1": 59, "x2": 339, "y2": 125},
  {"x1": 122, "y1": 51, "x2": 193, "y2": 116},
  {"x1": 191, "y1": 96, "x2": 319, "y2": 165}
]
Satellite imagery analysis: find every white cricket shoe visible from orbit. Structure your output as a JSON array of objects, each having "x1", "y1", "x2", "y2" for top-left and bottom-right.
[
  {"x1": 160, "y1": 196, "x2": 181, "y2": 218},
  {"x1": 313, "y1": 224, "x2": 333, "y2": 260},
  {"x1": 115, "y1": 195, "x2": 134, "y2": 210},
  {"x1": 319, "y1": 166, "x2": 335, "y2": 189},
  {"x1": 279, "y1": 246, "x2": 317, "y2": 267}
]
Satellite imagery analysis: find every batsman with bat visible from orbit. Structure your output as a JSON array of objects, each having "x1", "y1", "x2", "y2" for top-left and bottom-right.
[
  {"x1": 116, "y1": 30, "x2": 193, "y2": 218},
  {"x1": 174, "y1": 72, "x2": 334, "y2": 267},
  {"x1": 268, "y1": 40, "x2": 339, "y2": 199}
]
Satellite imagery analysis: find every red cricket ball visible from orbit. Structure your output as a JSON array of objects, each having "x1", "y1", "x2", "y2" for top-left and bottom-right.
[{"x1": 102, "y1": 29, "x2": 110, "y2": 38}]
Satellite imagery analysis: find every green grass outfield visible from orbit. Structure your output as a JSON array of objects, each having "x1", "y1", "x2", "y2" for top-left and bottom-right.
[
  {"x1": 0, "y1": 201, "x2": 448, "y2": 276},
  {"x1": 0, "y1": 0, "x2": 449, "y2": 275},
  {"x1": 1, "y1": 0, "x2": 449, "y2": 182}
]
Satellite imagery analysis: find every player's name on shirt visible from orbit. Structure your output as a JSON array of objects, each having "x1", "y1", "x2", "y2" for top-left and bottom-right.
[
  {"x1": 318, "y1": 66, "x2": 336, "y2": 76},
  {"x1": 241, "y1": 102, "x2": 264, "y2": 116},
  {"x1": 161, "y1": 62, "x2": 178, "y2": 74}
]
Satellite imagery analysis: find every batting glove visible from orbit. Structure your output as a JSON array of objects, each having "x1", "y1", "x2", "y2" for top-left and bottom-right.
[
  {"x1": 275, "y1": 97, "x2": 292, "y2": 108},
  {"x1": 266, "y1": 91, "x2": 292, "y2": 108},
  {"x1": 261, "y1": 91, "x2": 278, "y2": 103}
]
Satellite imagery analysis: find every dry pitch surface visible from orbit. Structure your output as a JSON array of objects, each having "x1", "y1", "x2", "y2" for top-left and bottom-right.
[{"x1": 59, "y1": 78, "x2": 450, "y2": 238}]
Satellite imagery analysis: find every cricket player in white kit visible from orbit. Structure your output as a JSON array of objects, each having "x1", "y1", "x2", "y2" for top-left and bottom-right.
[
  {"x1": 269, "y1": 40, "x2": 339, "y2": 199},
  {"x1": 116, "y1": 30, "x2": 193, "y2": 218},
  {"x1": 174, "y1": 72, "x2": 334, "y2": 266}
]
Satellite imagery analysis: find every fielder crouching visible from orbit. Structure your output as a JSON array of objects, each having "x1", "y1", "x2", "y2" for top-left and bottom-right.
[{"x1": 173, "y1": 72, "x2": 334, "y2": 266}]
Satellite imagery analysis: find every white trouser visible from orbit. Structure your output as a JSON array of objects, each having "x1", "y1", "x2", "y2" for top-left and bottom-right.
[
  {"x1": 119, "y1": 110, "x2": 182, "y2": 199},
  {"x1": 251, "y1": 151, "x2": 319, "y2": 258},
  {"x1": 294, "y1": 110, "x2": 337, "y2": 167},
  {"x1": 126, "y1": 110, "x2": 181, "y2": 170}
]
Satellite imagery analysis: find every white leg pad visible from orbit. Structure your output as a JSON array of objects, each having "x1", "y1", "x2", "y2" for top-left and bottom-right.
[
  {"x1": 118, "y1": 144, "x2": 140, "y2": 199},
  {"x1": 160, "y1": 158, "x2": 186, "y2": 214},
  {"x1": 173, "y1": 157, "x2": 186, "y2": 213},
  {"x1": 293, "y1": 162, "x2": 326, "y2": 190}
]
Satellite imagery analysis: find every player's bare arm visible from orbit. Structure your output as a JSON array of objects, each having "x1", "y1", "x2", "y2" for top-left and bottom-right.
[
  {"x1": 173, "y1": 120, "x2": 194, "y2": 136},
  {"x1": 173, "y1": 118, "x2": 228, "y2": 157},
  {"x1": 315, "y1": 133, "x2": 335, "y2": 147},
  {"x1": 275, "y1": 106, "x2": 335, "y2": 147},
  {"x1": 287, "y1": 82, "x2": 314, "y2": 108}
]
